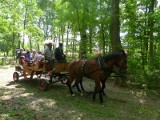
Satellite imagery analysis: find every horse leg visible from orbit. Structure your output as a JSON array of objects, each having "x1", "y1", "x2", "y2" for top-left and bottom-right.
[
  {"x1": 66, "y1": 77, "x2": 75, "y2": 96},
  {"x1": 71, "y1": 77, "x2": 85, "y2": 95},
  {"x1": 67, "y1": 82, "x2": 74, "y2": 95},
  {"x1": 75, "y1": 77, "x2": 83, "y2": 95},
  {"x1": 72, "y1": 78, "x2": 83, "y2": 90},
  {"x1": 79, "y1": 79, "x2": 85, "y2": 92},
  {"x1": 99, "y1": 89, "x2": 103, "y2": 104},
  {"x1": 93, "y1": 81, "x2": 103, "y2": 103},
  {"x1": 101, "y1": 80, "x2": 106, "y2": 96},
  {"x1": 93, "y1": 87, "x2": 97, "y2": 102}
]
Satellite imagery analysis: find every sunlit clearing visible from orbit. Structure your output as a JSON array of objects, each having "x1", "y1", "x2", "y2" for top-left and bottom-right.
[
  {"x1": 130, "y1": 90, "x2": 147, "y2": 104},
  {"x1": 68, "y1": 111, "x2": 83, "y2": 120},
  {"x1": 29, "y1": 99, "x2": 56, "y2": 110},
  {"x1": 20, "y1": 93, "x2": 34, "y2": 97},
  {"x1": 130, "y1": 90, "x2": 146, "y2": 97},
  {"x1": 139, "y1": 99, "x2": 145, "y2": 104},
  {"x1": 1, "y1": 88, "x2": 27, "y2": 100},
  {"x1": 4, "y1": 84, "x2": 18, "y2": 89},
  {"x1": 1, "y1": 114, "x2": 9, "y2": 119}
]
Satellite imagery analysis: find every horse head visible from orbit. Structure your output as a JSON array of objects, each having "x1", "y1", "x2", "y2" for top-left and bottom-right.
[{"x1": 113, "y1": 50, "x2": 127, "y2": 75}]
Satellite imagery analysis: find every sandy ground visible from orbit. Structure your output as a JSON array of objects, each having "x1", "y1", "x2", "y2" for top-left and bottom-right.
[
  {"x1": 0, "y1": 65, "x2": 160, "y2": 110},
  {"x1": 0, "y1": 66, "x2": 15, "y2": 87}
]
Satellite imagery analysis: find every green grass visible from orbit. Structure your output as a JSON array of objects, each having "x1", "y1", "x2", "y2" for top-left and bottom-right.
[{"x1": 0, "y1": 79, "x2": 160, "y2": 120}]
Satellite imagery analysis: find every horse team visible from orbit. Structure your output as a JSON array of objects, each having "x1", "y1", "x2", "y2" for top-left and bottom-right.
[{"x1": 66, "y1": 50, "x2": 127, "y2": 104}]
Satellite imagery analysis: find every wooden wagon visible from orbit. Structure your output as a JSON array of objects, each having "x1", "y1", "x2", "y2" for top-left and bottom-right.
[
  {"x1": 38, "y1": 61, "x2": 69, "y2": 91},
  {"x1": 13, "y1": 61, "x2": 68, "y2": 91}
]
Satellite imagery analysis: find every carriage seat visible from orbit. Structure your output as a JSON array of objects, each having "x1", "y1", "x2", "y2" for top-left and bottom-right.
[
  {"x1": 48, "y1": 62, "x2": 68, "y2": 75},
  {"x1": 32, "y1": 60, "x2": 45, "y2": 71},
  {"x1": 54, "y1": 59, "x2": 66, "y2": 63}
]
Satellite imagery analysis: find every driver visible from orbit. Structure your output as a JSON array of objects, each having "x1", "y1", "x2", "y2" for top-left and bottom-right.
[{"x1": 43, "y1": 42, "x2": 55, "y2": 70}]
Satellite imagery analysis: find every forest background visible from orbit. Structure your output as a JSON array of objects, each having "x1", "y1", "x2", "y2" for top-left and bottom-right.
[{"x1": 0, "y1": 0, "x2": 160, "y2": 88}]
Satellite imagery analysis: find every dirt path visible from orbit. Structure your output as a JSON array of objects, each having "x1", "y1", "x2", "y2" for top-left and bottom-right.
[
  {"x1": 0, "y1": 66, "x2": 15, "y2": 87},
  {"x1": 0, "y1": 66, "x2": 160, "y2": 120},
  {"x1": 0, "y1": 66, "x2": 160, "y2": 107}
]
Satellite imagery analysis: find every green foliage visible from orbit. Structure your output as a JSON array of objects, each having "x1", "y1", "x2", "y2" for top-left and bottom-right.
[
  {"x1": 0, "y1": 0, "x2": 160, "y2": 88},
  {"x1": 127, "y1": 54, "x2": 146, "y2": 85},
  {"x1": 145, "y1": 69, "x2": 160, "y2": 88}
]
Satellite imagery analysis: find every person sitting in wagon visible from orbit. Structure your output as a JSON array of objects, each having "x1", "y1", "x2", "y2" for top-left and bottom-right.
[
  {"x1": 55, "y1": 43, "x2": 66, "y2": 62},
  {"x1": 25, "y1": 49, "x2": 34, "y2": 66},
  {"x1": 35, "y1": 51, "x2": 44, "y2": 62},
  {"x1": 43, "y1": 42, "x2": 55, "y2": 70},
  {"x1": 32, "y1": 49, "x2": 38, "y2": 63},
  {"x1": 17, "y1": 48, "x2": 26, "y2": 65}
]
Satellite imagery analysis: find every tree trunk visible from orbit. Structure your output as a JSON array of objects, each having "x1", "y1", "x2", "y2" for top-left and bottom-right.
[
  {"x1": 88, "y1": 26, "x2": 93, "y2": 55},
  {"x1": 79, "y1": 29, "x2": 87, "y2": 58},
  {"x1": 148, "y1": 0, "x2": 155, "y2": 70},
  {"x1": 12, "y1": 32, "x2": 15, "y2": 56},
  {"x1": 100, "y1": 0, "x2": 106, "y2": 54},
  {"x1": 110, "y1": 0, "x2": 127, "y2": 87},
  {"x1": 66, "y1": 23, "x2": 70, "y2": 55},
  {"x1": 22, "y1": 8, "x2": 28, "y2": 48},
  {"x1": 110, "y1": 0, "x2": 122, "y2": 52},
  {"x1": 101, "y1": 23, "x2": 106, "y2": 54},
  {"x1": 29, "y1": 36, "x2": 32, "y2": 50}
]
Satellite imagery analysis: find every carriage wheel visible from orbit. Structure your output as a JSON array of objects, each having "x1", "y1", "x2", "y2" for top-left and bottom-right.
[
  {"x1": 38, "y1": 79, "x2": 49, "y2": 91},
  {"x1": 13, "y1": 72, "x2": 19, "y2": 82}
]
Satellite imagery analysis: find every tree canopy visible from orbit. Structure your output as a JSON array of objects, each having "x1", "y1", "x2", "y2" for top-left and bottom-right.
[{"x1": 0, "y1": 0, "x2": 160, "y2": 88}]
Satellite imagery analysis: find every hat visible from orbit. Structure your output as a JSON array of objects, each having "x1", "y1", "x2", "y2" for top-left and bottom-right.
[
  {"x1": 47, "y1": 43, "x2": 53, "y2": 46},
  {"x1": 21, "y1": 55, "x2": 25, "y2": 58},
  {"x1": 44, "y1": 40, "x2": 54, "y2": 45}
]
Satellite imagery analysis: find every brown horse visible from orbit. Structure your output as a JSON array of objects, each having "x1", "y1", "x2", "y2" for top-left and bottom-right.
[{"x1": 66, "y1": 50, "x2": 127, "y2": 103}]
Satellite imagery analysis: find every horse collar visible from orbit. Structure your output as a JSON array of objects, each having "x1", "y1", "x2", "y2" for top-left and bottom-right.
[{"x1": 81, "y1": 59, "x2": 87, "y2": 73}]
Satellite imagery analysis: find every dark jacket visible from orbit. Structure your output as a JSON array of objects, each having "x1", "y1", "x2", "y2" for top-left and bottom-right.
[{"x1": 55, "y1": 47, "x2": 66, "y2": 61}]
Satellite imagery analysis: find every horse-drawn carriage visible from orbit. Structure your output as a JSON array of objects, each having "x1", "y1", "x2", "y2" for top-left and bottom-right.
[
  {"x1": 13, "y1": 45, "x2": 127, "y2": 103},
  {"x1": 13, "y1": 40, "x2": 68, "y2": 91},
  {"x1": 38, "y1": 61, "x2": 68, "y2": 91},
  {"x1": 13, "y1": 60, "x2": 68, "y2": 90}
]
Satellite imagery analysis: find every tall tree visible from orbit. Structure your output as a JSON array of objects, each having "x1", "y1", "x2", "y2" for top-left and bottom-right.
[
  {"x1": 110, "y1": 0, "x2": 122, "y2": 52},
  {"x1": 148, "y1": 0, "x2": 155, "y2": 69},
  {"x1": 110, "y1": 0, "x2": 127, "y2": 86}
]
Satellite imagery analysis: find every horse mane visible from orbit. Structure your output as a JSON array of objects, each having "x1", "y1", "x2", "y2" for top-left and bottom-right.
[
  {"x1": 98, "y1": 50, "x2": 126, "y2": 61},
  {"x1": 97, "y1": 52, "x2": 121, "y2": 61}
]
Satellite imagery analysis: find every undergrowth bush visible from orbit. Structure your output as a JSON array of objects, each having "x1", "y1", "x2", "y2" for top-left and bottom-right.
[
  {"x1": 127, "y1": 54, "x2": 160, "y2": 89},
  {"x1": 145, "y1": 69, "x2": 160, "y2": 89}
]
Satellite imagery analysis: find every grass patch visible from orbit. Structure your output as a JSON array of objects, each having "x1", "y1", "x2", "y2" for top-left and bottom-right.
[{"x1": 0, "y1": 78, "x2": 160, "y2": 120}]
